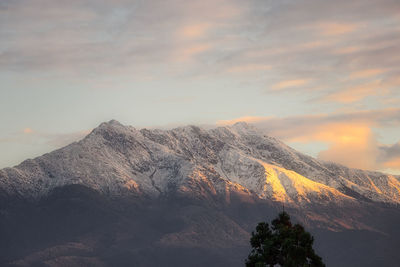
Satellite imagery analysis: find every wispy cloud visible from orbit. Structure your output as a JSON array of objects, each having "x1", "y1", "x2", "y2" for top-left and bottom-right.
[
  {"x1": 272, "y1": 79, "x2": 310, "y2": 90},
  {"x1": 225, "y1": 63, "x2": 272, "y2": 73},
  {"x1": 219, "y1": 108, "x2": 400, "y2": 172},
  {"x1": 317, "y1": 22, "x2": 360, "y2": 36},
  {"x1": 178, "y1": 23, "x2": 211, "y2": 39},
  {"x1": 323, "y1": 80, "x2": 385, "y2": 103},
  {"x1": 379, "y1": 142, "x2": 400, "y2": 169},
  {"x1": 1, "y1": 0, "x2": 399, "y2": 96},
  {"x1": 349, "y1": 69, "x2": 386, "y2": 79},
  {"x1": 217, "y1": 116, "x2": 271, "y2": 125},
  {"x1": 0, "y1": 129, "x2": 90, "y2": 147}
]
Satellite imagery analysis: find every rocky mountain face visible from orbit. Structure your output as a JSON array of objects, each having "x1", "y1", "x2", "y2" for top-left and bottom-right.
[{"x1": 1, "y1": 120, "x2": 400, "y2": 267}]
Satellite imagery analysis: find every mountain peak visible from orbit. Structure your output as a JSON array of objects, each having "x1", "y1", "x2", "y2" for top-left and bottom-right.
[
  {"x1": 227, "y1": 121, "x2": 259, "y2": 135},
  {"x1": 108, "y1": 119, "x2": 122, "y2": 125},
  {"x1": 232, "y1": 121, "x2": 251, "y2": 129},
  {"x1": 89, "y1": 119, "x2": 129, "y2": 136},
  {"x1": 99, "y1": 119, "x2": 124, "y2": 128}
]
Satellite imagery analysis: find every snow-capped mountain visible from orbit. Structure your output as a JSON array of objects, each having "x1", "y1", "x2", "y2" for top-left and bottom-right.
[
  {"x1": 1, "y1": 120, "x2": 399, "y2": 205},
  {"x1": 1, "y1": 120, "x2": 400, "y2": 267}
]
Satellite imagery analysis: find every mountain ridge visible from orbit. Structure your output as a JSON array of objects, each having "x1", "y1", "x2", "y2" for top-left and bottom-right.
[{"x1": 1, "y1": 120, "x2": 399, "y2": 205}]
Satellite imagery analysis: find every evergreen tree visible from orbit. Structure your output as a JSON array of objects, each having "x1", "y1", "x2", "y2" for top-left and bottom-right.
[{"x1": 246, "y1": 212, "x2": 325, "y2": 267}]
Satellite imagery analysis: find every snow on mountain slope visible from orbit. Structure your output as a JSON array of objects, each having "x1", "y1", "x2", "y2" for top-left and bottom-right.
[
  {"x1": 256, "y1": 161, "x2": 353, "y2": 203},
  {"x1": 0, "y1": 120, "x2": 399, "y2": 205}
]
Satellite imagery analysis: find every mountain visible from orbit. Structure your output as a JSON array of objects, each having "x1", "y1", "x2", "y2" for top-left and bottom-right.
[
  {"x1": 2, "y1": 120, "x2": 399, "y2": 204},
  {"x1": 1, "y1": 120, "x2": 400, "y2": 266}
]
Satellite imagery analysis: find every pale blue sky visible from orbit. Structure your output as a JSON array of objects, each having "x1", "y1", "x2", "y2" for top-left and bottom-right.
[{"x1": 1, "y1": 0, "x2": 400, "y2": 174}]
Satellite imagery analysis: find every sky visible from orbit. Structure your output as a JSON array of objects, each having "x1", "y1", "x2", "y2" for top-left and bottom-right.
[{"x1": 0, "y1": 0, "x2": 400, "y2": 174}]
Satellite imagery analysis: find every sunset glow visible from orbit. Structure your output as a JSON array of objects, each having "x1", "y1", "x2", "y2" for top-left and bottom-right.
[
  {"x1": 259, "y1": 161, "x2": 352, "y2": 203},
  {"x1": 0, "y1": 0, "x2": 399, "y2": 175}
]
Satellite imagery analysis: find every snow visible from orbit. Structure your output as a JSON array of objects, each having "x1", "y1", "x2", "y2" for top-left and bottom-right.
[{"x1": 1, "y1": 120, "x2": 399, "y2": 205}]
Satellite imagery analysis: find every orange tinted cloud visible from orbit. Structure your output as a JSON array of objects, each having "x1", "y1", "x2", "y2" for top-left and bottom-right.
[
  {"x1": 272, "y1": 79, "x2": 310, "y2": 90},
  {"x1": 349, "y1": 69, "x2": 385, "y2": 79},
  {"x1": 385, "y1": 75, "x2": 400, "y2": 87},
  {"x1": 226, "y1": 63, "x2": 272, "y2": 73},
  {"x1": 278, "y1": 122, "x2": 379, "y2": 170},
  {"x1": 244, "y1": 40, "x2": 330, "y2": 59},
  {"x1": 324, "y1": 80, "x2": 385, "y2": 103},
  {"x1": 286, "y1": 123, "x2": 370, "y2": 144},
  {"x1": 334, "y1": 46, "x2": 362, "y2": 54},
  {"x1": 383, "y1": 157, "x2": 400, "y2": 169},
  {"x1": 318, "y1": 22, "x2": 359, "y2": 36},
  {"x1": 218, "y1": 109, "x2": 400, "y2": 171},
  {"x1": 315, "y1": 124, "x2": 379, "y2": 170},
  {"x1": 23, "y1": 128, "x2": 33, "y2": 134},
  {"x1": 217, "y1": 116, "x2": 270, "y2": 126},
  {"x1": 179, "y1": 23, "x2": 210, "y2": 39}
]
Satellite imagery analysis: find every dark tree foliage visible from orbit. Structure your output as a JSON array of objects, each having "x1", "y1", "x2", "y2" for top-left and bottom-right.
[{"x1": 246, "y1": 212, "x2": 325, "y2": 267}]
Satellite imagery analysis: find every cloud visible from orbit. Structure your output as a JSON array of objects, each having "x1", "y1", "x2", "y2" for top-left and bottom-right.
[
  {"x1": 320, "y1": 71, "x2": 400, "y2": 103},
  {"x1": 0, "y1": 0, "x2": 246, "y2": 77},
  {"x1": 316, "y1": 124, "x2": 379, "y2": 170},
  {"x1": 272, "y1": 79, "x2": 310, "y2": 90},
  {"x1": 349, "y1": 69, "x2": 385, "y2": 79},
  {"x1": 382, "y1": 158, "x2": 400, "y2": 169},
  {"x1": 1, "y1": 0, "x2": 400, "y2": 100},
  {"x1": 225, "y1": 63, "x2": 272, "y2": 73},
  {"x1": 0, "y1": 129, "x2": 90, "y2": 147},
  {"x1": 323, "y1": 80, "x2": 385, "y2": 103},
  {"x1": 1, "y1": 0, "x2": 400, "y2": 171},
  {"x1": 218, "y1": 108, "x2": 400, "y2": 172},
  {"x1": 314, "y1": 22, "x2": 360, "y2": 36},
  {"x1": 23, "y1": 128, "x2": 33, "y2": 134},
  {"x1": 217, "y1": 116, "x2": 271, "y2": 126},
  {"x1": 175, "y1": 43, "x2": 212, "y2": 62},
  {"x1": 379, "y1": 142, "x2": 400, "y2": 169},
  {"x1": 178, "y1": 23, "x2": 211, "y2": 39},
  {"x1": 334, "y1": 46, "x2": 362, "y2": 55}
]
